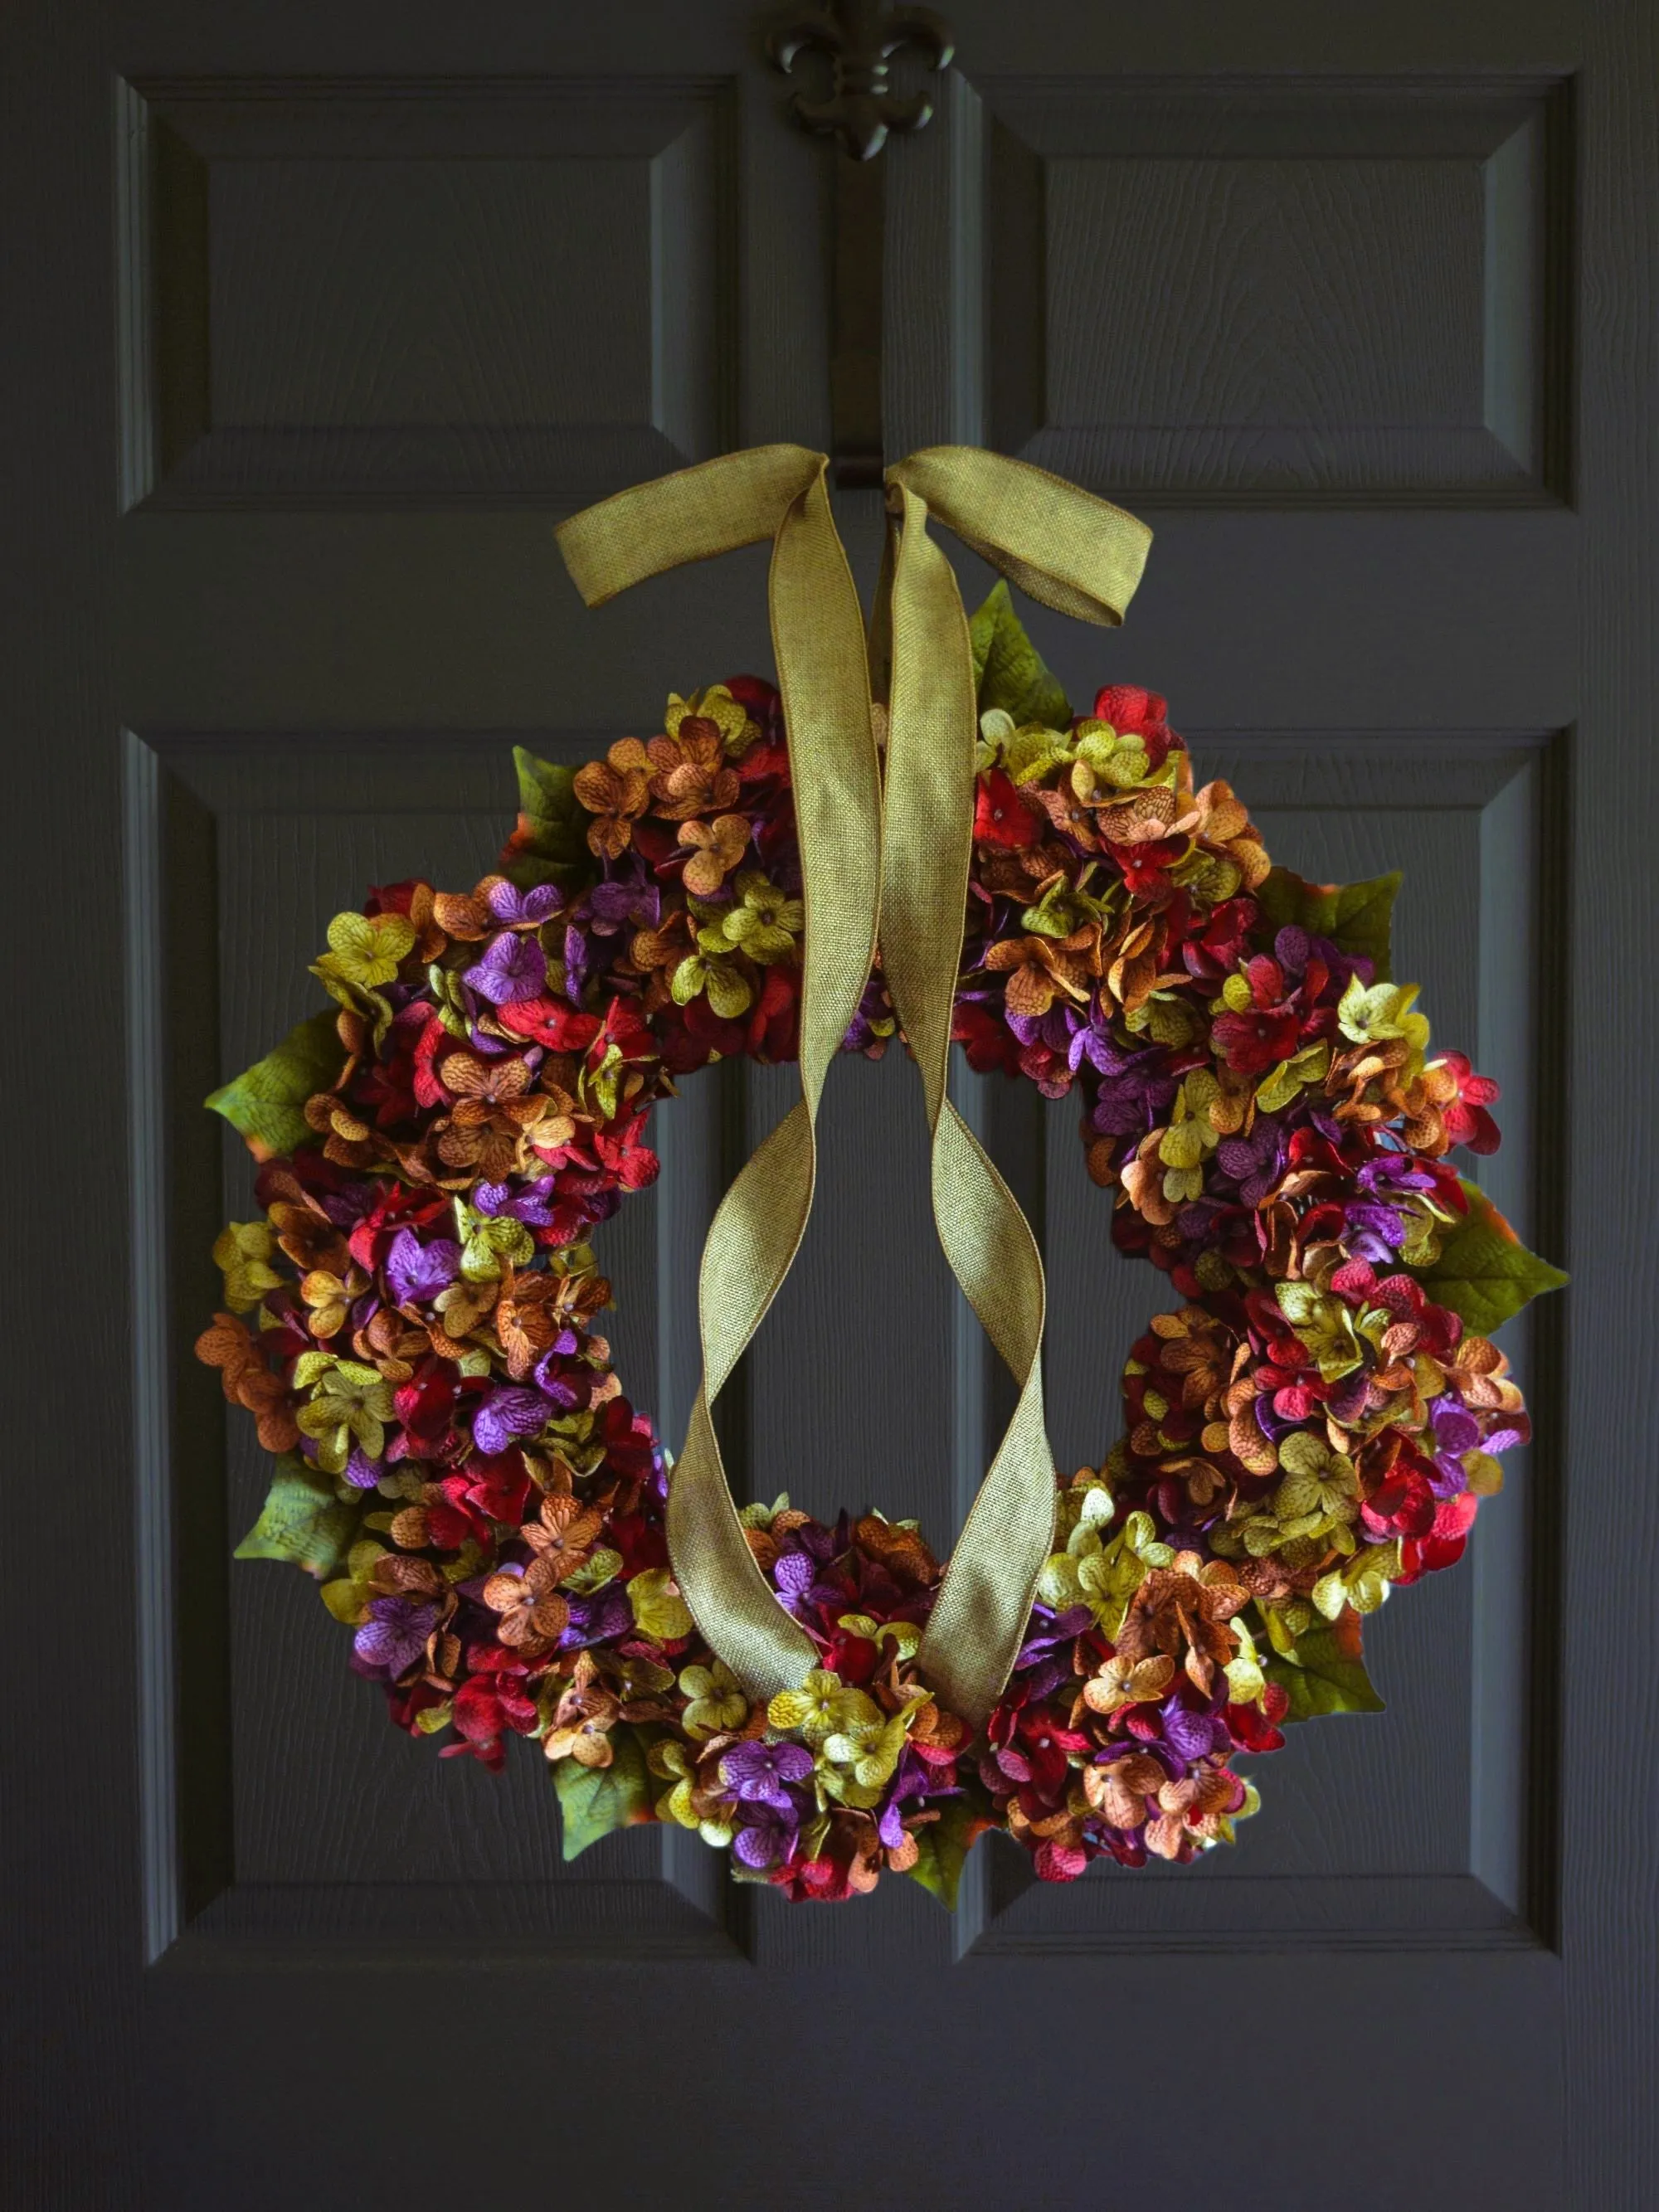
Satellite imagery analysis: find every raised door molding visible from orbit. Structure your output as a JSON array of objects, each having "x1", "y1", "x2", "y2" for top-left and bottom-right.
[
  {"x1": 950, "y1": 73, "x2": 1574, "y2": 506},
  {"x1": 115, "y1": 77, "x2": 737, "y2": 511}
]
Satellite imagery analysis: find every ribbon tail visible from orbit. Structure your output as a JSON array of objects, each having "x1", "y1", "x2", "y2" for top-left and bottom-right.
[
  {"x1": 556, "y1": 447, "x2": 881, "y2": 1706},
  {"x1": 878, "y1": 450, "x2": 1152, "y2": 1724}
]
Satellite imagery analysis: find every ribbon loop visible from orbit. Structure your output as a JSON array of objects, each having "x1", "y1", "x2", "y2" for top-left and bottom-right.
[
  {"x1": 884, "y1": 446, "x2": 1151, "y2": 629},
  {"x1": 555, "y1": 445, "x2": 1151, "y2": 1727}
]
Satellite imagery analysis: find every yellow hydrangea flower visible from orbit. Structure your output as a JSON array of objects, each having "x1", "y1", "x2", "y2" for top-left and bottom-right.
[
  {"x1": 665, "y1": 683, "x2": 754, "y2": 758},
  {"x1": 314, "y1": 908, "x2": 415, "y2": 991},
  {"x1": 679, "y1": 1660, "x2": 747, "y2": 1739},
  {"x1": 627, "y1": 1567, "x2": 693, "y2": 1642},
  {"x1": 212, "y1": 1220, "x2": 281, "y2": 1314},
  {"x1": 767, "y1": 1668, "x2": 868, "y2": 1747}
]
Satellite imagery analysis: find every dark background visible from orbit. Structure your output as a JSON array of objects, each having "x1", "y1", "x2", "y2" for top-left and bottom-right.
[{"x1": 4, "y1": 2, "x2": 1654, "y2": 2206}]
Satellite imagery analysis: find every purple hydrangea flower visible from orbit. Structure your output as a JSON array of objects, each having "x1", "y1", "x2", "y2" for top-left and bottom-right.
[
  {"x1": 719, "y1": 1739, "x2": 814, "y2": 1810},
  {"x1": 385, "y1": 1227, "x2": 462, "y2": 1305},
  {"x1": 485, "y1": 879, "x2": 562, "y2": 927},
  {"x1": 1006, "y1": 1002, "x2": 1079, "y2": 1056},
  {"x1": 586, "y1": 872, "x2": 660, "y2": 939},
  {"x1": 1089, "y1": 1048, "x2": 1180, "y2": 1138},
  {"x1": 876, "y1": 1795, "x2": 910, "y2": 1852},
  {"x1": 343, "y1": 1444, "x2": 382, "y2": 1491},
  {"x1": 529, "y1": 1342, "x2": 584, "y2": 1403},
  {"x1": 1325, "y1": 1369, "x2": 1372, "y2": 1427},
  {"x1": 1274, "y1": 923, "x2": 1311, "y2": 978},
  {"x1": 562, "y1": 921, "x2": 591, "y2": 1004},
  {"x1": 1428, "y1": 1393, "x2": 1483, "y2": 1497},
  {"x1": 841, "y1": 974, "x2": 895, "y2": 1053},
  {"x1": 353, "y1": 1595, "x2": 437, "y2": 1680},
  {"x1": 1357, "y1": 1150, "x2": 1438, "y2": 1198},
  {"x1": 731, "y1": 1801, "x2": 800, "y2": 1870},
  {"x1": 771, "y1": 1550, "x2": 818, "y2": 1612},
  {"x1": 474, "y1": 1176, "x2": 558, "y2": 1225},
  {"x1": 318, "y1": 1180, "x2": 377, "y2": 1230},
  {"x1": 1344, "y1": 1198, "x2": 1410, "y2": 1263},
  {"x1": 1159, "y1": 1697, "x2": 1231, "y2": 1766},
  {"x1": 559, "y1": 1586, "x2": 632, "y2": 1650},
  {"x1": 1216, "y1": 1117, "x2": 1285, "y2": 1207},
  {"x1": 463, "y1": 931, "x2": 547, "y2": 1006},
  {"x1": 471, "y1": 1385, "x2": 553, "y2": 1456},
  {"x1": 1016, "y1": 1604, "x2": 1093, "y2": 1671},
  {"x1": 1069, "y1": 1000, "x2": 1136, "y2": 1077}
]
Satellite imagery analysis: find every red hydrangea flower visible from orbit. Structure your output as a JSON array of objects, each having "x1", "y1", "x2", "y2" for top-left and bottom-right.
[{"x1": 974, "y1": 769, "x2": 1042, "y2": 848}]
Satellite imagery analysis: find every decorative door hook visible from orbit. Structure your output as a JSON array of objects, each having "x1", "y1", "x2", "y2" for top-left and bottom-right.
[
  {"x1": 767, "y1": 2, "x2": 956, "y2": 488},
  {"x1": 769, "y1": 0, "x2": 954, "y2": 159}
]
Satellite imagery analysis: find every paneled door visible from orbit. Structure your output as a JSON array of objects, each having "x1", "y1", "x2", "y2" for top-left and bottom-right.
[{"x1": 7, "y1": 1, "x2": 1654, "y2": 2205}]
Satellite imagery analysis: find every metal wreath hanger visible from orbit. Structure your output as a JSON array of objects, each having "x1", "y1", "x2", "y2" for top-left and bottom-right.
[{"x1": 767, "y1": 0, "x2": 956, "y2": 487}]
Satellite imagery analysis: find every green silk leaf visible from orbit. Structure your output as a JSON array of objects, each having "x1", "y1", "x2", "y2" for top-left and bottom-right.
[
  {"x1": 1262, "y1": 1617, "x2": 1386, "y2": 1723},
  {"x1": 969, "y1": 581, "x2": 1072, "y2": 732},
  {"x1": 503, "y1": 746, "x2": 594, "y2": 890},
  {"x1": 906, "y1": 1781, "x2": 990, "y2": 1912},
  {"x1": 233, "y1": 1455, "x2": 361, "y2": 1580},
  {"x1": 1411, "y1": 1178, "x2": 1569, "y2": 1334},
  {"x1": 1253, "y1": 867, "x2": 1402, "y2": 983},
  {"x1": 552, "y1": 1726, "x2": 654, "y2": 1861},
  {"x1": 205, "y1": 1009, "x2": 344, "y2": 1161}
]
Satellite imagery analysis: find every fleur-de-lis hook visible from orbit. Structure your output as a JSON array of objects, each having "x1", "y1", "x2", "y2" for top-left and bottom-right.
[{"x1": 769, "y1": 0, "x2": 956, "y2": 160}]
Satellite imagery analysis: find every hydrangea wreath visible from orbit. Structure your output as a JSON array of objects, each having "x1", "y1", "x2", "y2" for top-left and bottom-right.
[{"x1": 199, "y1": 587, "x2": 1565, "y2": 1905}]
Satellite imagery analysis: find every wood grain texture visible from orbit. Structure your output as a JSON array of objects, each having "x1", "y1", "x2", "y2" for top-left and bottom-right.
[
  {"x1": 970, "y1": 74, "x2": 1571, "y2": 503},
  {"x1": 119, "y1": 77, "x2": 737, "y2": 508},
  {"x1": 5, "y1": 1, "x2": 141, "y2": 2204},
  {"x1": 1568, "y1": 10, "x2": 1658, "y2": 2204}
]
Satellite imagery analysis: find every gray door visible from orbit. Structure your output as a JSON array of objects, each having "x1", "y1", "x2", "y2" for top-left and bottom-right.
[{"x1": 8, "y1": 0, "x2": 1653, "y2": 2205}]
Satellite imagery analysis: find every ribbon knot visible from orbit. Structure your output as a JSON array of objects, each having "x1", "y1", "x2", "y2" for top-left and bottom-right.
[{"x1": 556, "y1": 445, "x2": 1150, "y2": 1725}]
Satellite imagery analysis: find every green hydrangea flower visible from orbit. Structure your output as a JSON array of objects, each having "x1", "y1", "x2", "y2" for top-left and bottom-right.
[
  {"x1": 767, "y1": 1668, "x2": 868, "y2": 1747},
  {"x1": 1276, "y1": 1280, "x2": 1365, "y2": 1380},
  {"x1": 314, "y1": 909, "x2": 415, "y2": 992},
  {"x1": 1337, "y1": 975, "x2": 1430, "y2": 1053},
  {"x1": 679, "y1": 1660, "x2": 747, "y2": 1739},
  {"x1": 1312, "y1": 1540, "x2": 1402, "y2": 1621},
  {"x1": 1073, "y1": 717, "x2": 1150, "y2": 792},
  {"x1": 628, "y1": 1568, "x2": 693, "y2": 1642},
  {"x1": 457, "y1": 1204, "x2": 535, "y2": 1282},
  {"x1": 1255, "y1": 1040, "x2": 1331, "y2": 1114},
  {"x1": 820, "y1": 1704, "x2": 911, "y2": 1806},
  {"x1": 295, "y1": 1359, "x2": 395, "y2": 1474},
  {"x1": 212, "y1": 1220, "x2": 281, "y2": 1314},
  {"x1": 1004, "y1": 720, "x2": 1074, "y2": 785},
  {"x1": 1224, "y1": 1616, "x2": 1268, "y2": 1707},
  {"x1": 319, "y1": 1537, "x2": 389, "y2": 1626},
  {"x1": 1037, "y1": 1507, "x2": 1173, "y2": 1636},
  {"x1": 671, "y1": 946, "x2": 752, "y2": 1019},
  {"x1": 720, "y1": 872, "x2": 804, "y2": 963},
  {"x1": 648, "y1": 1739, "x2": 733, "y2": 1845}
]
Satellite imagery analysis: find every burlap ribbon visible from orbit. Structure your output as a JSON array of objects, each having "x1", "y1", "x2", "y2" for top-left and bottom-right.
[{"x1": 556, "y1": 445, "x2": 1150, "y2": 1726}]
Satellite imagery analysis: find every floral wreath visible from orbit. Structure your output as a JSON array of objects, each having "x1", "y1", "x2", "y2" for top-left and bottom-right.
[{"x1": 200, "y1": 450, "x2": 1564, "y2": 1905}]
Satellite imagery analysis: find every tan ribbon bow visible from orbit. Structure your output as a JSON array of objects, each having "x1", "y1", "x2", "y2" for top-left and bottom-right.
[{"x1": 555, "y1": 445, "x2": 1151, "y2": 1727}]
